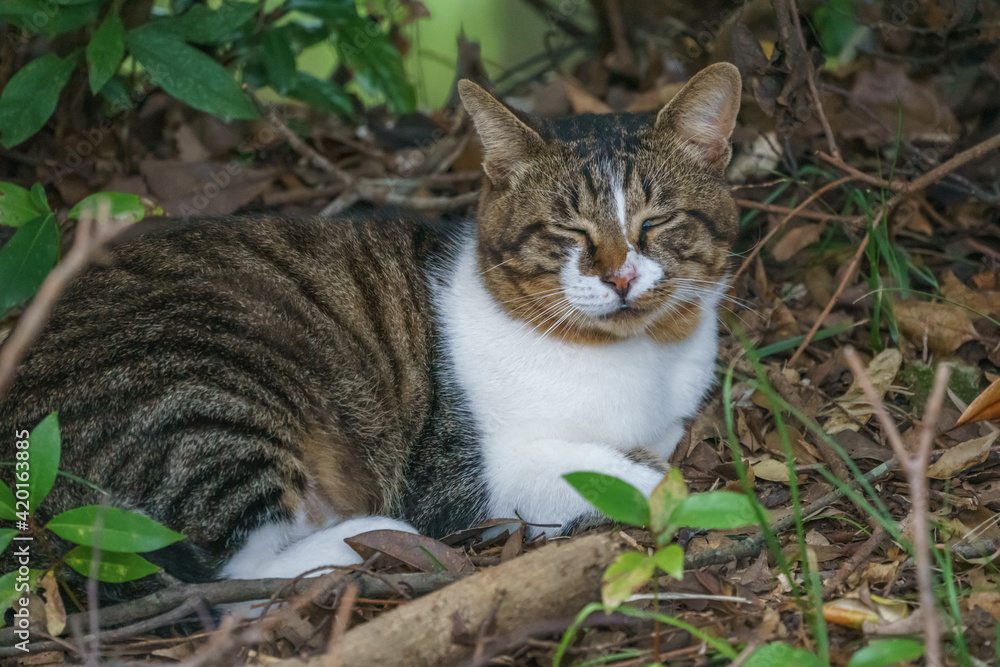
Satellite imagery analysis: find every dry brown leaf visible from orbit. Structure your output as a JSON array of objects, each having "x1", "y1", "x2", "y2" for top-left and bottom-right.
[
  {"x1": 968, "y1": 592, "x2": 1000, "y2": 621},
  {"x1": 895, "y1": 300, "x2": 980, "y2": 356},
  {"x1": 941, "y1": 271, "x2": 1000, "y2": 318},
  {"x1": 39, "y1": 572, "x2": 65, "y2": 637},
  {"x1": 753, "y1": 457, "x2": 791, "y2": 483},
  {"x1": 955, "y1": 374, "x2": 1000, "y2": 427},
  {"x1": 926, "y1": 431, "x2": 998, "y2": 479},
  {"x1": 345, "y1": 530, "x2": 474, "y2": 573},
  {"x1": 824, "y1": 349, "x2": 902, "y2": 434},
  {"x1": 770, "y1": 222, "x2": 826, "y2": 262}
]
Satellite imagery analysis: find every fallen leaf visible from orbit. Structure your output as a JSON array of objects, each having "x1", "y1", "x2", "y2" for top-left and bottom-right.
[
  {"x1": 39, "y1": 572, "x2": 65, "y2": 637},
  {"x1": 968, "y1": 592, "x2": 1000, "y2": 621},
  {"x1": 139, "y1": 159, "x2": 276, "y2": 216},
  {"x1": 895, "y1": 300, "x2": 980, "y2": 356},
  {"x1": 824, "y1": 349, "x2": 902, "y2": 434},
  {"x1": 955, "y1": 374, "x2": 1000, "y2": 428},
  {"x1": 753, "y1": 457, "x2": 792, "y2": 483},
  {"x1": 770, "y1": 222, "x2": 826, "y2": 262},
  {"x1": 345, "y1": 530, "x2": 474, "y2": 574},
  {"x1": 926, "y1": 431, "x2": 998, "y2": 479},
  {"x1": 941, "y1": 271, "x2": 1000, "y2": 318}
]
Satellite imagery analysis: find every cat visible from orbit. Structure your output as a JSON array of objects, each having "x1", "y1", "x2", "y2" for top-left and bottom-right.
[{"x1": 0, "y1": 62, "x2": 741, "y2": 590}]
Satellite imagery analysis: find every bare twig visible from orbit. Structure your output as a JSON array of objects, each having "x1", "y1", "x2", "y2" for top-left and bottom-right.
[
  {"x1": 733, "y1": 176, "x2": 852, "y2": 282},
  {"x1": 843, "y1": 348, "x2": 948, "y2": 667},
  {"x1": 785, "y1": 0, "x2": 840, "y2": 160},
  {"x1": 733, "y1": 198, "x2": 859, "y2": 225},
  {"x1": 0, "y1": 572, "x2": 462, "y2": 656}
]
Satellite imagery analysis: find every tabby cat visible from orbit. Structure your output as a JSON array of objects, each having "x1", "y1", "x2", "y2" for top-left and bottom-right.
[{"x1": 0, "y1": 63, "x2": 741, "y2": 587}]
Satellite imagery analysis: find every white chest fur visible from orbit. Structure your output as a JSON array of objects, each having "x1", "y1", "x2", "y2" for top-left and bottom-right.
[{"x1": 436, "y1": 241, "x2": 723, "y2": 530}]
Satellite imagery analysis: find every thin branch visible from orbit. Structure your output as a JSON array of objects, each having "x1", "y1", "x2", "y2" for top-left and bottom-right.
[
  {"x1": 843, "y1": 348, "x2": 948, "y2": 667},
  {"x1": 733, "y1": 176, "x2": 853, "y2": 282},
  {"x1": 786, "y1": 0, "x2": 840, "y2": 160},
  {"x1": 0, "y1": 572, "x2": 462, "y2": 656}
]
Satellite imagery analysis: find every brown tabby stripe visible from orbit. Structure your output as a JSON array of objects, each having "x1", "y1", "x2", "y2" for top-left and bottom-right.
[{"x1": 0, "y1": 214, "x2": 485, "y2": 590}]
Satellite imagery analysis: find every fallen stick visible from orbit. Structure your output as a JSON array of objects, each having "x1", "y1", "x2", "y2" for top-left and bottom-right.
[
  {"x1": 280, "y1": 533, "x2": 629, "y2": 667},
  {"x1": 0, "y1": 572, "x2": 462, "y2": 657}
]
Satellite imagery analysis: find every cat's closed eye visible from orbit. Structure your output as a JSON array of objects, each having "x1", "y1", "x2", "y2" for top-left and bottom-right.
[{"x1": 641, "y1": 216, "x2": 673, "y2": 230}]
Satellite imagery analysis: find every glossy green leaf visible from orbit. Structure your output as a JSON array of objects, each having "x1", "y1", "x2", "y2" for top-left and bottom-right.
[
  {"x1": 341, "y1": 36, "x2": 415, "y2": 113},
  {"x1": 0, "y1": 482, "x2": 15, "y2": 520},
  {"x1": 125, "y1": 28, "x2": 257, "y2": 121},
  {"x1": 163, "y1": 0, "x2": 258, "y2": 44},
  {"x1": 0, "y1": 182, "x2": 44, "y2": 227},
  {"x1": 288, "y1": 73, "x2": 353, "y2": 118},
  {"x1": 0, "y1": 568, "x2": 41, "y2": 627},
  {"x1": 64, "y1": 545, "x2": 160, "y2": 583},
  {"x1": 601, "y1": 551, "x2": 655, "y2": 608},
  {"x1": 670, "y1": 491, "x2": 760, "y2": 531},
  {"x1": 87, "y1": 13, "x2": 125, "y2": 94},
  {"x1": 26, "y1": 412, "x2": 60, "y2": 514},
  {"x1": 745, "y1": 643, "x2": 821, "y2": 667},
  {"x1": 0, "y1": 529, "x2": 17, "y2": 557},
  {"x1": 0, "y1": 2, "x2": 99, "y2": 36},
  {"x1": 648, "y1": 468, "x2": 687, "y2": 545},
  {"x1": 29, "y1": 183, "x2": 49, "y2": 214},
  {"x1": 0, "y1": 51, "x2": 82, "y2": 148},
  {"x1": 47, "y1": 505, "x2": 185, "y2": 552},
  {"x1": 69, "y1": 192, "x2": 161, "y2": 222},
  {"x1": 847, "y1": 639, "x2": 925, "y2": 667},
  {"x1": 651, "y1": 544, "x2": 684, "y2": 580},
  {"x1": 563, "y1": 472, "x2": 650, "y2": 528},
  {"x1": 0, "y1": 214, "x2": 60, "y2": 318},
  {"x1": 261, "y1": 29, "x2": 298, "y2": 95},
  {"x1": 284, "y1": 0, "x2": 359, "y2": 22}
]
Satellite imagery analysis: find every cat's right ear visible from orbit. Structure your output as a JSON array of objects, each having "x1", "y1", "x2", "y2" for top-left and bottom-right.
[{"x1": 458, "y1": 80, "x2": 544, "y2": 187}]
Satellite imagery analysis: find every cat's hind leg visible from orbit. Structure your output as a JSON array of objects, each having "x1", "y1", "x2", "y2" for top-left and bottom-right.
[{"x1": 220, "y1": 516, "x2": 417, "y2": 580}]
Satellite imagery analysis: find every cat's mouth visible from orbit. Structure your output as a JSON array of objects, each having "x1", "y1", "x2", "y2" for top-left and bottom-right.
[{"x1": 599, "y1": 302, "x2": 646, "y2": 320}]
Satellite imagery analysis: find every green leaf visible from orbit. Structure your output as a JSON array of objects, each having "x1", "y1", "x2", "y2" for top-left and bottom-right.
[
  {"x1": 47, "y1": 506, "x2": 185, "y2": 552},
  {"x1": 745, "y1": 643, "x2": 821, "y2": 667},
  {"x1": 161, "y1": 0, "x2": 258, "y2": 44},
  {"x1": 27, "y1": 412, "x2": 60, "y2": 514},
  {"x1": 125, "y1": 28, "x2": 257, "y2": 121},
  {"x1": 288, "y1": 73, "x2": 353, "y2": 118},
  {"x1": 670, "y1": 491, "x2": 760, "y2": 531},
  {"x1": 601, "y1": 551, "x2": 655, "y2": 608},
  {"x1": 87, "y1": 13, "x2": 125, "y2": 94},
  {"x1": 0, "y1": 482, "x2": 15, "y2": 520},
  {"x1": 0, "y1": 568, "x2": 42, "y2": 627},
  {"x1": 563, "y1": 472, "x2": 651, "y2": 527},
  {"x1": 651, "y1": 544, "x2": 684, "y2": 580},
  {"x1": 0, "y1": 214, "x2": 60, "y2": 318},
  {"x1": 29, "y1": 183, "x2": 50, "y2": 214},
  {"x1": 64, "y1": 545, "x2": 161, "y2": 583},
  {"x1": 261, "y1": 29, "x2": 299, "y2": 96},
  {"x1": 0, "y1": 51, "x2": 82, "y2": 148},
  {"x1": 847, "y1": 639, "x2": 925, "y2": 667},
  {"x1": 0, "y1": 529, "x2": 17, "y2": 557},
  {"x1": 69, "y1": 192, "x2": 161, "y2": 222},
  {"x1": 0, "y1": 182, "x2": 45, "y2": 227},
  {"x1": 0, "y1": 2, "x2": 99, "y2": 36},
  {"x1": 648, "y1": 468, "x2": 687, "y2": 545}
]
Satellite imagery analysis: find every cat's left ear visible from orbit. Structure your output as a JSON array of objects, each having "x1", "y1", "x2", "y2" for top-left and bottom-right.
[
  {"x1": 459, "y1": 79, "x2": 545, "y2": 187},
  {"x1": 655, "y1": 63, "x2": 742, "y2": 174}
]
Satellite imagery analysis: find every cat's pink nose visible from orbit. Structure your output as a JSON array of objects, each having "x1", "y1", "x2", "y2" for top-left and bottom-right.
[{"x1": 603, "y1": 269, "x2": 637, "y2": 298}]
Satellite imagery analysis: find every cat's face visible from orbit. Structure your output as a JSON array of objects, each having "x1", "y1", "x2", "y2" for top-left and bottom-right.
[{"x1": 459, "y1": 64, "x2": 741, "y2": 344}]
